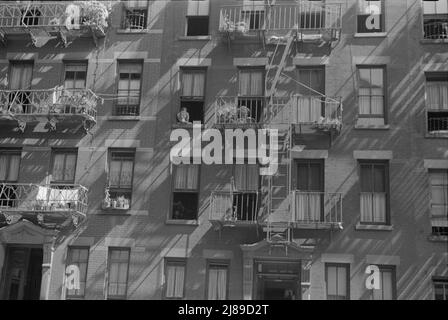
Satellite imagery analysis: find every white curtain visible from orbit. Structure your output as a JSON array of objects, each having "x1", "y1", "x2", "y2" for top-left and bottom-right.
[
  {"x1": 359, "y1": 68, "x2": 384, "y2": 116},
  {"x1": 360, "y1": 193, "x2": 386, "y2": 223},
  {"x1": 239, "y1": 70, "x2": 263, "y2": 96},
  {"x1": 118, "y1": 63, "x2": 142, "y2": 106},
  {"x1": 373, "y1": 269, "x2": 393, "y2": 300},
  {"x1": 182, "y1": 71, "x2": 205, "y2": 97},
  {"x1": 296, "y1": 96, "x2": 321, "y2": 122},
  {"x1": 108, "y1": 250, "x2": 129, "y2": 297},
  {"x1": 0, "y1": 154, "x2": 20, "y2": 181},
  {"x1": 295, "y1": 193, "x2": 321, "y2": 222},
  {"x1": 52, "y1": 153, "x2": 76, "y2": 182},
  {"x1": 427, "y1": 82, "x2": 448, "y2": 110},
  {"x1": 109, "y1": 159, "x2": 134, "y2": 188},
  {"x1": 166, "y1": 264, "x2": 185, "y2": 298},
  {"x1": 234, "y1": 164, "x2": 258, "y2": 191},
  {"x1": 208, "y1": 267, "x2": 227, "y2": 300},
  {"x1": 64, "y1": 64, "x2": 87, "y2": 90},
  {"x1": 174, "y1": 165, "x2": 199, "y2": 190},
  {"x1": 326, "y1": 265, "x2": 347, "y2": 299},
  {"x1": 9, "y1": 63, "x2": 33, "y2": 90}
]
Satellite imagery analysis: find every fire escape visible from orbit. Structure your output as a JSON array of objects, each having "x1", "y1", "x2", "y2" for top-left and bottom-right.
[
  {"x1": 212, "y1": 1, "x2": 344, "y2": 249},
  {"x1": 0, "y1": 1, "x2": 109, "y2": 47}
]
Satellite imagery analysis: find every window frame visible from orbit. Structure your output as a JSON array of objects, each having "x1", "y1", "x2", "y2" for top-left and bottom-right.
[
  {"x1": 106, "y1": 247, "x2": 131, "y2": 300},
  {"x1": 164, "y1": 258, "x2": 187, "y2": 300},
  {"x1": 433, "y1": 276, "x2": 448, "y2": 300},
  {"x1": 425, "y1": 72, "x2": 448, "y2": 134},
  {"x1": 370, "y1": 265, "x2": 397, "y2": 300},
  {"x1": 107, "y1": 148, "x2": 136, "y2": 209},
  {"x1": 325, "y1": 263, "x2": 350, "y2": 300},
  {"x1": 115, "y1": 60, "x2": 143, "y2": 116},
  {"x1": 205, "y1": 260, "x2": 230, "y2": 300},
  {"x1": 356, "y1": 0, "x2": 386, "y2": 34},
  {"x1": 63, "y1": 61, "x2": 88, "y2": 90},
  {"x1": 358, "y1": 160, "x2": 391, "y2": 225},
  {"x1": 356, "y1": 65, "x2": 387, "y2": 122},
  {"x1": 422, "y1": 0, "x2": 448, "y2": 40},
  {"x1": 428, "y1": 169, "x2": 448, "y2": 236},
  {"x1": 65, "y1": 246, "x2": 90, "y2": 300},
  {"x1": 50, "y1": 148, "x2": 78, "y2": 184},
  {"x1": 171, "y1": 163, "x2": 201, "y2": 220},
  {"x1": 0, "y1": 149, "x2": 22, "y2": 183},
  {"x1": 121, "y1": 7, "x2": 149, "y2": 31},
  {"x1": 238, "y1": 67, "x2": 265, "y2": 98}
]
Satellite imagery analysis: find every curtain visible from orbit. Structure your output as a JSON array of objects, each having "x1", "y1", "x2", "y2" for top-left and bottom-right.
[
  {"x1": 239, "y1": 70, "x2": 263, "y2": 96},
  {"x1": 361, "y1": 193, "x2": 386, "y2": 223},
  {"x1": 326, "y1": 265, "x2": 347, "y2": 300},
  {"x1": 174, "y1": 165, "x2": 199, "y2": 190},
  {"x1": 426, "y1": 82, "x2": 448, "y2": 110},
  {"x1": 66, "y1": 248, "x2": 88, "y2": 297},
  {"x1": 373, "y1": 269, "x2": 393, "y2": 300},
  {"x1": 166, "y1": 264, "x2": 185, "y2": 298},
  {"x1": 9, "y1": 62, "x2": 33, "y2": 90},
  {"x1": 53, "y1": 153, "x2": 76, "y2": 182},
  {"x1": 182, "y1": 71, "x2": 205, "y2": 97},
  {"x1": 64, "y1": 64, "x2": 87, "y2": 90},
  {"x1": 296, "y1": 96, "x2": 321, "y2": 122},
  {"x1": 118, "y1": 62, "x2": 142, "y2": 106},
  {"x1": 120, "y1": 161, "x2": 134, "y2": 188},
  {"x1": 52, "y1": 154, "x2": 65, "y2": 181},
  {"x1": 295, "y1": 193, "x2": 321, "y2": 222},
  {"x1": 108, "y1": 250, "x2": 129, "y2": 297},
  {"x1": 208, "y1": 267, "x2": 227, "y2": 300},
  {"x1": 0, "y1": 154, "x2": 20, "y2": 181},
  {"x1": 109, "y1": 160, "x2": 121, "y2": 187},
  {"x1": 234, "y1": 164, "x2": 258, "y2": 191}
]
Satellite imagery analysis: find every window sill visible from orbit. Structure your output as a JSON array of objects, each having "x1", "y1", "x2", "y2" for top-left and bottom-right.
[
  {"x1": 178, "y1": 35, "x2": 212, "y2": 41},
  {"x1": 420, "y1": 39, "x2": 448, "y2": 44},
  {"x1": 355, "y1": 223, "x2": 393, "y2": 231},
  {"x1": 166, "y1": 219, "x2": 199, "y2": 226},
  {"x1": 116, "y1": 29, "x2": 149, "y2": 34},
  {"x1": 428, "y1": 235, "x2": 448, "y2": 242},
  {"x1": 354, "y1": 32, "x2": 387, "y2": 38},
  {"x1": 107, "y1": 116, "x2": 140, "y2": 121},
  {"x1": 354, "y1": 124, "x2": 390, "y2": 130},
  {"x1": 425, "y1": 133, "x2": 448, "y2": 139},
  {"x1": 172, "y1": 123, "x2": 204, "y2": 129},
  {"x1": 100, "y1": 207, "x2": 131, "y2": 215}
]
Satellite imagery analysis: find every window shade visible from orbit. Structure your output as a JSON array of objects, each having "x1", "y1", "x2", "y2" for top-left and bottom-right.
[
  {"x1": 187, "y1": 0, "x2": 210, "y2": 16},
  {"x1": 174, "y1": 165, "x2": 199, "y2": 190},
  {"x1": 239, "y1": 69, "x2": 263, "y2": 96},
  {"x1": 181, "y1": 70, "x2": 205, "y2": 97},
  {"x1": 426, "y1": 81, "x2": 448, "y2": 110}
]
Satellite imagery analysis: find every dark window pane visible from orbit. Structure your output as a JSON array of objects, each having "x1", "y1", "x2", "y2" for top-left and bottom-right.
[
  {"x1": 309, "y1": 163, "x2": 322, "y2": 191},
  {"x1": 180, "y1": 101, "x2": 204, "y2": 123},
  {"x1": 360, "y1": 164, "x2": 372, "y2": 192},
  {"x1": 373, "y1": 165, "x2": 386, "y2": 192},
  {"x1": 187, "y1": 16, "x2": 209, "y2": 36},
  {"x1": 172, "y1": 192, "x2": 198, "y2": 220}
]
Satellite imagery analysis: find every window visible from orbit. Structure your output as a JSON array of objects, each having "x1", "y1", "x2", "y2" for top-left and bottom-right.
[
  {"x1": 371, "y1": 266, "x2": 396, "y2": 300},
  {"x1": 165, "y1": 259, "x2": 186, "y2": 299},
  {"x1": 359, "y1": 161, "x2": 389, "y2": 225},
  {"x1": 357, "y1": 66, "x2": 386, "y2": 123},
  {"x1": 66, "y1": 247, "x2": 89, "y2": 299},
  {"x1": 172, "y1": 164, "x2": 200, "y2": 220},
  {"x1": 107, "y1": 248, "x2": 130, "y2": 300},
  {"x1": 206, "y1": 262, "x2": 228, "y2": 300},
  {"x1": 423, "y1": 0, "x2": 448, "y2": 39},
  {"x1": 433, "y1": 277, "x2": 448, "y2": 300},
  {"x1": 121, "y1": 0, "x2": 148, "y2": 30},
  {"x1": 0, "y1": 149, "x2": 21, "y2": 182},
  {"x1": 179, "y1": 68, "x2": 206, "y2": 123},
  {"x1": 116, "y1": 61, "x2": 143, "y2": 116},
  {"x1": 297, "y1": 67, "x2": 326, "y2": 122},
  {"x1": 325, "y1": 263, "x2": 350, "y2": 300},
  {"x1": 51, "y1": 149, "x2": 77, "y2": 183},
  {"x1": 238, "y1": 68, "x2": 264, "y2": 123},
  {"x1": 107, "y1": 149, "x2": 135, "y2": 209},
  {"x1": 64, "y1": 62, "x2": 87, "y2": 90},
  {"x1": 232, "y1": 164, "x2": 259, "y2": 221},
  {"x1": 8, "y1": 61, "x2": 33, "y2": 114},
  {"x1": 426, "y1": 72, "x2": 448, "y2": 135},
  {"x1": 186, "y1": 0, "x2": 210, "y2": 36},
  {"x1": 0, "y1": 149, "x2": 21, "y2": 208},
  {"x1": 294, "y1": 160, "x2": 324, "y2": 222},
  {"x1": 429, "y1": 169, "x2": 448, "y2": 236},
  {"x1": 357, "y1": 0, "x2": 384, "y2": 33}
]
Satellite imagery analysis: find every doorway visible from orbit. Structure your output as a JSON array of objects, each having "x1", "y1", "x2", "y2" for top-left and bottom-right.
[
  {"x1": 2, "y1": 246, "x2": 43, "y2": 300},
  {"x1": 255, "y1": 260, "x2": 301, "y2": 300}
]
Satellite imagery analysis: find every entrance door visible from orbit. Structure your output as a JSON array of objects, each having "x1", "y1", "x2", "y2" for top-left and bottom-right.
[
  {"x1": 260, "y1": 278, "x2": 300, "y2": 300},
  {"x1": 3, "y1": 246, "x2": 43, "y2": 300}
]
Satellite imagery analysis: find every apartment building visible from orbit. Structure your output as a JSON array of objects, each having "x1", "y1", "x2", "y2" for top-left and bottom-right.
[{"x1": 0, "y1": 0, "x2": 447, "y2": 300}]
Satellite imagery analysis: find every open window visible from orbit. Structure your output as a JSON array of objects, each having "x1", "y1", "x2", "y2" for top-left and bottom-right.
[
  {"x1": 178, "y1": 68, "x2": 206, "y2": 124},
  {"x1": 186, "y1": 0, "x2": 210, "y2": 36},
  {"x1": 423, "y1": 0, "x2": 448, "y2": 39},
  {"x1": 172, "y1": 164, "x2": 200, "y2": 220},
  {"x1": 426, "y1": 72, "x2": 448, "y2": 135}
]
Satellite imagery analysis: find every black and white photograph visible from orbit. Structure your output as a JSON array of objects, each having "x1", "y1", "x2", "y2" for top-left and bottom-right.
[{"x1": 0, "y1": 0, "x2": 446, "y2": 309}]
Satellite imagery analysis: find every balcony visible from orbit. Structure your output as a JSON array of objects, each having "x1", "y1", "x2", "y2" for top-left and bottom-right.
[
  {"x1": 213, "y1": 96, "x2": 265, "y2": 127},
  {"x1": 0, "y1": 1, "x2": 110, "y2": 46},
  {"x1": 219, "y1": 1, "x2": 342, "y2": 43},
  {"x1": 209, "y1": 190, "x2": 259, "y2": 227},
  {"x1": 0, "y1": 183, "x2": 88, "y2": 228},
  {"x1": 424, "y1": 20, "x2": 448, "y2": 40},
  {"x1": 291, "y1": 191, "x2": 342, "y2": 229},
  {"x1": 0, "y1": 87, "x2": 99, "y2": 132},
  {"x1": 292, "y1": 96, "x2": 342, "y2": 131}
]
